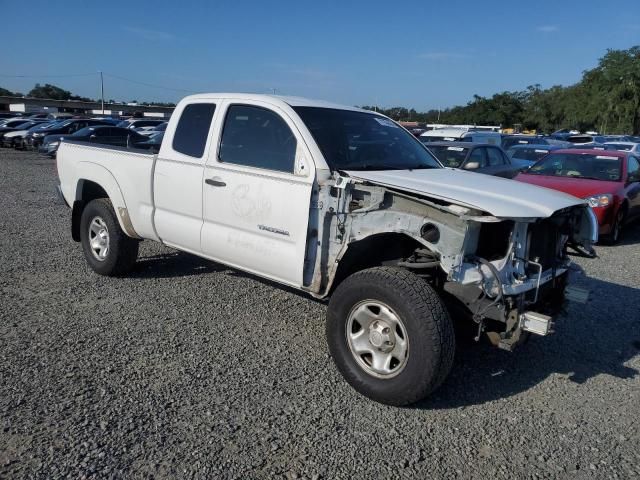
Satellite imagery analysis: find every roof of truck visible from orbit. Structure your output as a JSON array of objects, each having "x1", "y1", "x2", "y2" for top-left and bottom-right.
[{"x1": 182, "y1": 93, "x2": 369, "y2": 113}]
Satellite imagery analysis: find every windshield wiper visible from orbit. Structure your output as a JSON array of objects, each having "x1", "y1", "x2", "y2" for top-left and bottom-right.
[
  {"x1": 566, "y1": 175, "x2": 614, "y2": 181},
  {"x1": 347, "y1": 164, "x2": 437, "y2": 171}
]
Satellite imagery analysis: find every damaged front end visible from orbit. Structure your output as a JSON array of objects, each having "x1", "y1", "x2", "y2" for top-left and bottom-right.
[
  {"x1": 443, "y1": 206, "x2": 596, "y2": 350},
  {"x1": 305, "y1": 173, "x2": 597, "y2": 351}
]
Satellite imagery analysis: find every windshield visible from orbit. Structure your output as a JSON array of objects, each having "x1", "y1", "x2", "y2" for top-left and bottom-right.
[
  {"x1": 606, "y1": 143, "x2": 633, "y2": 151},
  {"x1": 502, "y1": 136, "x2": 547, "y2": 149},
  {"x1": 420, "y1": 135, "x2": 468, "y2": 143},
  {"x1": 507, "y1": 147, "x2": 551, "y2": 162},
  {"x1": 27, "y1": 122, "x2": 51, "y2": 132},
  {"x1": 50, "y1": 119, "x2": 75, "y2": 129},
  {"x1": 72, "y1": 127, "x2": 95, "y2": 136},
  {"x1": 527, "y1": 153, "x2": 622, "y2": 181},
  {"x1": 3, "y1": 120, "x2": 30, "y2": 128},
  {"x1": 426, "y1": 145, "x2": 469, "y2": 167},
  {"x1": 293, "y1": 107, "x2": 441, "y2": 171}
]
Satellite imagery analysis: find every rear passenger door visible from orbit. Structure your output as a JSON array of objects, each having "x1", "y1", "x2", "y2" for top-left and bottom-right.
[
  {"x1": 201, "y1": 100, "x2": 315, "y2": 287},
  {"x1": 153, "y1": 101, "x2": 217, "y2": 252}
]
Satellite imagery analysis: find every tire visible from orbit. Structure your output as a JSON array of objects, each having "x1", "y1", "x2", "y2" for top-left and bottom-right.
[
  {"x1": 79, "y1": 198, "x2": 139, "y2": 276},
  {"x1": 604, "y1": 207, "x2": 625, "y2": 245},
  {"x1": 326, "y1": 267, "x2": 455, "y2": 406}
]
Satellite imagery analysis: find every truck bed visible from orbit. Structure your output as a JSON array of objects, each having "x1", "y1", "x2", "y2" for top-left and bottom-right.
[{"x1": 56, "y1": 140, "x2": 159, "y2": 241}]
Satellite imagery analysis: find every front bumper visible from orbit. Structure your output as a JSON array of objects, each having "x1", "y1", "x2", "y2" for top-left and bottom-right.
[
  {"x1": 38, "y1": 144, "x2": 58, "y2": 156},
  {"x1": 590, "y1": 205, "x2": 617, "y2": 236},
  {"x1": 444, "y1": 267, "x2": 589, "y2": 351}
]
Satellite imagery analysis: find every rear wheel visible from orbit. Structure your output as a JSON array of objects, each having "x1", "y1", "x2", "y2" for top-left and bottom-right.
[
  {"x1": 326, "y1": 267, "x2": 455, "y2": 406},
  {"x1": 80, "y1": 198, "x2": 139, "y2": 276}
]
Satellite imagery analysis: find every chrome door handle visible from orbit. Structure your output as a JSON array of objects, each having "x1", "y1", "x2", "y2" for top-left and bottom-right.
[{"x1": 205, "y1": 178, "x2": 226, "y2": 187}]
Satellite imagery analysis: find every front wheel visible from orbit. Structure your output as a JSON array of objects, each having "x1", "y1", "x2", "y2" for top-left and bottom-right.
[
  {"x1": 326, "y1": 267, "x2": 455, "y2": 406},
  {"x1": 80, "y1": 198, "x2": 139, "y2": 276}
]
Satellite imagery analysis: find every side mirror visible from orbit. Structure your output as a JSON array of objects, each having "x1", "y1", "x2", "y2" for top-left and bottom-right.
[
  {"x1": 89, "y1": 134, "x2": 97, "y2": 141},
  {"x1": 464, "y1": 161, "x2": 480, "y2": 170}
]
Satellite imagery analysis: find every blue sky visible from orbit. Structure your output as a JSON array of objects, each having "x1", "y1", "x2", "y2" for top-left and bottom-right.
[{"x1": 1, "y1": 0, "x2": 639, "y2": 109}]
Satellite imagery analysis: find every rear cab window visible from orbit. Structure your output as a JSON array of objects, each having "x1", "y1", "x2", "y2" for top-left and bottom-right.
[{"x1": 172, "y1": 103, "x2": 217, "y2": 158}]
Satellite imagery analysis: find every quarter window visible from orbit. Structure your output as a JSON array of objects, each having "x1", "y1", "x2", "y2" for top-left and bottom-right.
[
  {"x1": 172, "y1": 103, "x2": 216, "y2": 158},
  {"x1": 467, "y1": 147, "x2": 487, "y2": 168},
  {"x1": 487, "y1": 147, "x2": 506, "y2": 166},
  {"x1": 219, "y1": 105, "x2": 296, "y2": 173}
]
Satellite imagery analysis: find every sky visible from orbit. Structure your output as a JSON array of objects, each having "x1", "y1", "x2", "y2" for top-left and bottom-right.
[{"x1": 1, "y1": 0, "x2": 639, "y2": 110}]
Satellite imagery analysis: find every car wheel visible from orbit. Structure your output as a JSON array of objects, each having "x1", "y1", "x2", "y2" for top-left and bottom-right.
[
  {"x1": 80, "y1": 198, "x2": 139, "y2": 276},
  {"x1": 326, "y1": 267, "x2": 455, "y2": 406}
]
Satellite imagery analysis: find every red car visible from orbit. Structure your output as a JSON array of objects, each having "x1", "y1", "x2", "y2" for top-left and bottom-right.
[{"x1": 515, "y1": 149, "x2": 640, "y2": 244}]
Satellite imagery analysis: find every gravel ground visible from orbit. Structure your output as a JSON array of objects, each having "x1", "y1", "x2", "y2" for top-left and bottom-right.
[{"x1": 0, "y1": 148, "x2": 639, "y2": 479}]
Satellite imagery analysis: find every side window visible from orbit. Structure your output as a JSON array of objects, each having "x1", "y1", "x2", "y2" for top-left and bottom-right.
[
  {"x1": 628, "y1": 156, "x2": 640, "y2": 181},
  {"x1": 172, "y1": 103, "x2": 216, "y2": 158},
  {"x1": 219, "y1": 104, "x2": 297, "y2": 173},
  {"x1": 467, "y1": 147, "x2": 487, "y2": 168},
  {"x1": 487, "y1": 147, "x2": 506, "y2": 166}
]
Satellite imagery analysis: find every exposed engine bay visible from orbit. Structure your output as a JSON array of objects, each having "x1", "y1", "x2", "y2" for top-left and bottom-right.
[{"x1": 304, "y1": 173, "x2": 597, "y2": 350}]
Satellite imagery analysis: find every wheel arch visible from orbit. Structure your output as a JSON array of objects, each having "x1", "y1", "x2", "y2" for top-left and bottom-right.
[
  {"x1": 325, "y1": 232, "x2": 428, "y2": 296},
  {"x1": 71, "y1": 162, "x2": 139, "y2": 241}
]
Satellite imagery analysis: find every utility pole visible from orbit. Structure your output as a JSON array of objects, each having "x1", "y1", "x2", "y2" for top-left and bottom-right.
[{"x1": 99, "y1": 71, "x2": 104, "y2": 115}]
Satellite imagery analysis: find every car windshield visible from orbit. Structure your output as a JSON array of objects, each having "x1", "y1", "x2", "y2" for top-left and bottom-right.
[
  {"x1": 51, "y1": 119, "x2": 76, "y2": 129},
  {"x1": 606, "y1": 143, "x2": 633, "y2": 151},
  {"x1": 502, "y1": 137, "x2": 547, "y2": 149},
  {"x1": 72, "y1": 127, "x2": 95, "y2": 136},
  {"x1": 508, "y1": 147, "x2": 551, "y2": 162},
  {"x1": 420, "y1": 135, "x2": 466, "y2": 143},
  {"x1": 527, "y1": 153, "x2": 622, "y2": 181},
  {"x1": 293, "y1": 107, "x2": 441, "y2": 171},
  {"x1": 426, "y1": 145, "x2": 469, "y2": 167},
  {"x1": 31, "y1": 122, "x2": 57, "y2": 131},
  {"x1": 2, "y1": 119, "x2": 29, "y2": 128}
]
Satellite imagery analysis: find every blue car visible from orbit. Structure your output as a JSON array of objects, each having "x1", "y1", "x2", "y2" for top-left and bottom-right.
[{"x1": 506, "y1": 144, "x2": 565, "y2": 169}]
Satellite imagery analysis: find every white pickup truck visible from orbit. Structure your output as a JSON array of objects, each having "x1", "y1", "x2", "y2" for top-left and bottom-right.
[{"x1": 56, "y1": 93, "x2": 597, "y2": 405}]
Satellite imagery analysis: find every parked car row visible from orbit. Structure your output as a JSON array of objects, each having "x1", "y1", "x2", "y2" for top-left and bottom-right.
[
  {"x1": 415, "y1": 125, "x2": 640, "y2": 244},
  {"x1": 0, "y1": 115, "x2": 168, "y2": 155},
  {"x1": 515, "y1": 149, "x2": 640, "y2": 244}
]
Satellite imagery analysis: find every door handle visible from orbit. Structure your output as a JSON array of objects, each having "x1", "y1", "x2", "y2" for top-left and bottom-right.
[{"x1": 205, "y1": 178, "x2": 226, "y2": 187}]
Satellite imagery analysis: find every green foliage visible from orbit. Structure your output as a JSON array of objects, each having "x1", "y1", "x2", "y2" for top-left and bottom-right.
[
  {"x1": 363, "y1": 46, "x2": 640, "y2": 134},
  {"x1": 28, "y1": 83, "x2": 73, "y2": 100},
  {"x1": 26, "y1": 83, "x2": 93, "y2": 102},
  {"x1": 0, "y1": 86, "x2": 21, "y2": 97}
]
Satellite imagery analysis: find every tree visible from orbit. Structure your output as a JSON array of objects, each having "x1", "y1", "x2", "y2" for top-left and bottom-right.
[{"x1": 0, "y1": 86, "x2": 21, "y2": 97}]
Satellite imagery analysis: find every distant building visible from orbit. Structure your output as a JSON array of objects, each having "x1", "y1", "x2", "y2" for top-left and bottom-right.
[{"x1": 0, "y1": 95, "x2": 173, "y2": 118}]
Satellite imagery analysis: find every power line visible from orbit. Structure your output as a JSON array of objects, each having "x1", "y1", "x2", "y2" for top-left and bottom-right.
[{"x1": 1, "y1": 71, "x2": 197, "y2": 93}]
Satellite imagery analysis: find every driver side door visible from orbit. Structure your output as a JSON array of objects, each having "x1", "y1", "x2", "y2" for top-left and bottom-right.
[{"x1": 201, "y1": 100, "x2": 315, "y2": 287}]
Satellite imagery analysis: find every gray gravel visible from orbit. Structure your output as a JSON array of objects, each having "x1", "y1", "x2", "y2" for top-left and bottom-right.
[{"x1": 1, "y1": 148, "x2": 639, "y2": 479}]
